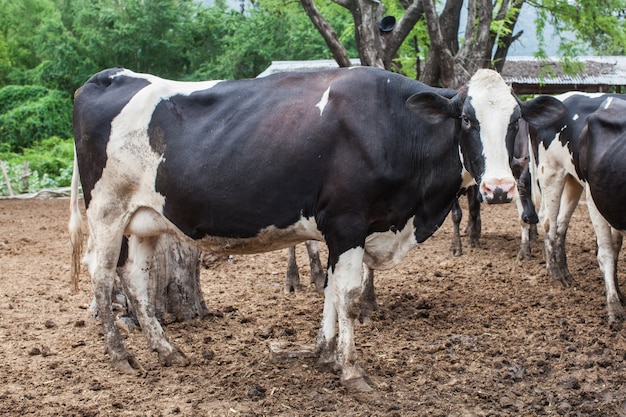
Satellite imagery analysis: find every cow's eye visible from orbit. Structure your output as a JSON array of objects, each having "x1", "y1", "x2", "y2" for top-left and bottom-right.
[{"x1": 462, "y1": 115, "x2": 471, "y2": 129}]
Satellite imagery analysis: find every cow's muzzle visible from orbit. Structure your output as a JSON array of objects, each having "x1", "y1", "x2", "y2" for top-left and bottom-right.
[{"x1": 480, "y1": 178, "x2": 516, "y2": 204}]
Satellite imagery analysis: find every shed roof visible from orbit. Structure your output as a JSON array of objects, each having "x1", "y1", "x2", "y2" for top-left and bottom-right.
[
  {"x1": 258, "y1": 56, "x2": 626, "y2": 94},
  {"x1": 501, "y1": 56, "x2": 626, "y2": 94}
]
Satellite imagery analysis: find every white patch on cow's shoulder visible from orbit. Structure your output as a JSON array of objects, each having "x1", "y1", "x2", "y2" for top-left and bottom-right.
[
  {"x1": 572, "y1": 114, "x2": 579, "y2": 121},
  {"x1": 363, "y1": 217, "x2": 418, "y2": 269},
  {"x1": 199, "y1": 215, "x2": 323, "y2": 255},
  {"x1": 316, "y1": 87, "x2": 331, "y2": 116}
]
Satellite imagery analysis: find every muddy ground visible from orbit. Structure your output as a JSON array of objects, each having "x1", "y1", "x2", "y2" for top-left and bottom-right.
[{"x1": 1, "y1": 197, "x2": 626, "y2": 416}]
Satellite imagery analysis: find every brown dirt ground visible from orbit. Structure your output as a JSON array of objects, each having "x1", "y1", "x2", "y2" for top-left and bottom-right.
[{"x1": 1, "y1": 197, "x2": 626, "y2": 417}]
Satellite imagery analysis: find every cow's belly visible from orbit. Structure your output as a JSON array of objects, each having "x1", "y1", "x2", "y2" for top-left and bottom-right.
[
  {"x1": 363, "y1": 217, "x2": 418, "y2": 269},
  {"x1": 195, "y1": 216, "x2": 323, "y2": 255}
]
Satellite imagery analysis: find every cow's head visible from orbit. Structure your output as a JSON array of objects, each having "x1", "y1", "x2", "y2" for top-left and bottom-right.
[{"x1": 406, "y1": 69, "x2": 565, "y2": 204}]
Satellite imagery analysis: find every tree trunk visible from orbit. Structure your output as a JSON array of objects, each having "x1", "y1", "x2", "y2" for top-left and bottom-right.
[
  {"x1": 147, "y1": 234, "x2": 209, "y2": 323},
  {"x1": 351, "y1": 0, "x2": 385, "y2": 68}
]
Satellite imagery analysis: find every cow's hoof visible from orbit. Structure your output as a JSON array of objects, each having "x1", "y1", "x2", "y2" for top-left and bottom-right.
[
  {"x1": 343, "y1": 376, "x2": 373, "y2": 392},
  {"x1": 517, "y1": 247, "x2": 531, "y2": 261},
  {"x1": 557, "y1": 274, "x2": 576, "y2": 288},
  {"x1": 112, "y1": 355, "x2": 145, "y2": 374},
  {"x1": 160, "y1": 349, "x2": 188, "y2": 367},
  {"x1": 608, "y1": 304, "x2": 625, "y2": 331},
  {"x1": 609, "y1": 319, "x2": 624, "y2": 332}
]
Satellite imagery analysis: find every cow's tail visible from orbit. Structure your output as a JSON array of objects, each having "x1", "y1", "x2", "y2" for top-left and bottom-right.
[{"x1": 68, "y1": 149, "x2": 84, "y2": 292}]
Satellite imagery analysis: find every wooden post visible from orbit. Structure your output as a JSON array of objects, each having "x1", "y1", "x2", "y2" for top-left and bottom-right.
[
  {"x1": 21, "y1": 161, "x2": 29, "y2": 192},
  {"x1": 0, "y1": 161, "x2": 14, "y2": 197}
]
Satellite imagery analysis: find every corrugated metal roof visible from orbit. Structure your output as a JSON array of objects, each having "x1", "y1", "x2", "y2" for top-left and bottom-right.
[
  {"x1": 258, "y1": 56, "x2": 626, "y2": 92},
  {"x1": 502, "y1": 56, "x2": 626, "y2": 86}
]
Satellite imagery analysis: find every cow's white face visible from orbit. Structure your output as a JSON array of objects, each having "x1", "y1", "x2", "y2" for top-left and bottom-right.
[{"x1": 463, "y1": 69, "x2": 520, "y2": 204}]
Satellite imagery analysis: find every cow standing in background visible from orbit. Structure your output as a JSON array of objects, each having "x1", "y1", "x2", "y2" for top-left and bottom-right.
[
  {"x1": 70, "y1": 67, "x2": 564, "y2": 390},
  {"x1": 528, "y1": 92, "x2": 626, "y2": 327}
]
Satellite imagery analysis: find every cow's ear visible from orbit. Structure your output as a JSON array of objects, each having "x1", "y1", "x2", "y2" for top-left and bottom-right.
[
  {"x1": 520, "y1": 95, "x2": 566, "y2": 128},
  {"x1": 406, "y1": 92, "x2": 459, "y2": 124}
]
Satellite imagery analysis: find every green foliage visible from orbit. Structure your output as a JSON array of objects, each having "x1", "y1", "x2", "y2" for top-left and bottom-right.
[
  {"x1": 0, "y1": 136, "x2": 74, "y2": 196},
  {"x1": 0, "y1": 85, "x2": 72, "y2": 151},
  {"x1": 534, "y1": 0, "x2": 626, "y2": 56}
]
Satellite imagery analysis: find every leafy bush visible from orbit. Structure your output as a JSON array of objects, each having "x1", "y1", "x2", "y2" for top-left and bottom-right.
[
  {"x1": 0, "y1": 136, "x2": 74, "y2": 196},
  {"x1": 0, "y1": 85, "x2": 73, "y2": 152}
]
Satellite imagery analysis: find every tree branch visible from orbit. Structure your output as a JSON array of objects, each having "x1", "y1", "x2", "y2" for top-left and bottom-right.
[
  {"x1": 421, "y1": 0, "x2": 456, "y2": 87},
  {"x1": 382, "y1": 0, "x2": 424, "y2": 67},
  {"x1": 300, "y1": 0, "x2": 353, "y2": 67}
]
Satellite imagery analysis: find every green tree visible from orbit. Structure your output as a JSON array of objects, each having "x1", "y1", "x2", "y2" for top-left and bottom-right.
[
  {"x1": 0, "y1": 85, "x2": 72, "y2": 151},
  {"x1": 299, "y1": 0, "x2": 626, "y2": 87}
]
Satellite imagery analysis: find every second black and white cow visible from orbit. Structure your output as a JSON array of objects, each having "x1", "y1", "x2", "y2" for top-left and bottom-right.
[
  {"x1": 528, "y1": 92, "x2": 626, "y2": 326},
  {"x1": 69, "y1": 66, "x2": 564, "y2": 391}
]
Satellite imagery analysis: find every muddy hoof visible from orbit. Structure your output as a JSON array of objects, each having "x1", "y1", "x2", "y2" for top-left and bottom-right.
[
  {"x1": 517, "y1": 247, "x2": 531, "y2": 261},
  {"x1": 343, "y1": 376, "x2": 373, "y2": 392},
  {"x1": 161, "y1": 349, "x2": 188, "y2": 367},
  {"x1": 609, "y1": 319, "x2": 624, "y2": 332},
  {"x1": 113, "y1": 355, "x2": 145, "y2": 374}
]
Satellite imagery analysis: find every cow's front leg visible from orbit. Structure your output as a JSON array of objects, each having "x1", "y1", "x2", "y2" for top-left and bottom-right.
[
  {"x1": 540, "y1": 171, "x2": 573, "y2": 285},
  {"x1": 465, "y1": 185, "x2": 481, "y2": 248},
  {"x1": 450, "y1": 199, "x2": 463, "y2": 256},
  {"x1": 316, "y1": 268, "x2": 337, "y2": 370},
  {"x1": 552, "y1": 180, "x2": 583, "y2": 285},
  {"x1": 333, "y1": 247, "x2": 371, "y2": 391},
  {"x1": 120, "y1": 235, "x2": 188, "y2": 367}
]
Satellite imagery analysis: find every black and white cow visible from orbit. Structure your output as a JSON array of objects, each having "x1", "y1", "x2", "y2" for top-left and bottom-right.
[
  {"x1": 69, "y1": 66, "x2": 564, "y2": 391},
  {"x1": 528, "y1": 92, "x2": 626, "y2": 326},
  {"x1": 579, "y1": 97, "x2": 626, "y2": 327}
]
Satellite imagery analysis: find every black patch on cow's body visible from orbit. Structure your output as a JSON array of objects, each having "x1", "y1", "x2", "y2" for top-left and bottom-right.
[
  {"x1": 579, "y1": 99, "x2": 626, "y2": 230},
  {"x1": 141, "y1": 69, "x2": 463, "y2": 255},
  {"x1": 73, "y1": 68, "x2": 151, "y2": 206}
]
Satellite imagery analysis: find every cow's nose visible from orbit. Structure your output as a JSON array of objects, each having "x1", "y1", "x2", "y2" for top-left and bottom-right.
[{"x1": 480, "y1": 178, "x2": 516, "y2": 204}]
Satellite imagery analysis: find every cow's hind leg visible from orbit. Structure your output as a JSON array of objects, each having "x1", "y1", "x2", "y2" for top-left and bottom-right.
[
  {"x1": 285, "y1": 246, "x2": 302, "y2": 294},
  {"x1": 305, "y1": 241, "x2": 326, "y2": 292},
  {"x1": 84, "y1": 233, "x2": 143, "y2": 374},
  {"x1": 586, "y1": 189, "x2": 625, "y2": 329},
  {"x1": 120, "y1": 234, "x2": 188, "y2": 366}
]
